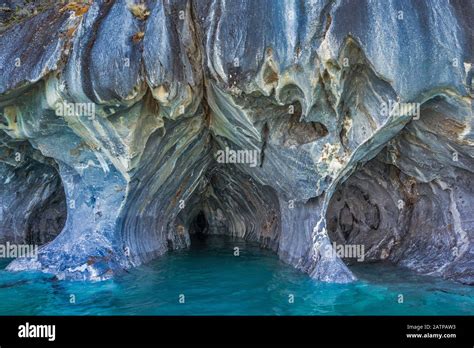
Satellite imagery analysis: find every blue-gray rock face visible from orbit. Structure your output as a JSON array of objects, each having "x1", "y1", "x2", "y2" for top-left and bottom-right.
[{"x1": 0, "y1": 0, "x2": 472, "y2": 283}]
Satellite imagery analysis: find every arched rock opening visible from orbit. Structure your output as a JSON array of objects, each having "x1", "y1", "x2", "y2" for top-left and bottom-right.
[
  {"x1": 327, "y1": 95, "x2": 474, "y2": 284},
  {"x1": 0, "y1": 135, "x2": 66, "y2": 247}
]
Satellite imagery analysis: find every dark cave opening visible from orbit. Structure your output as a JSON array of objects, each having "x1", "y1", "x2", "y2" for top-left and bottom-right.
[
  {"x1": 0, "y1": 138, "x2": 67, "y2": 247},
  {"x1": 190, "y1": 210, "x2": 209, "y2": 241},
  {"x1": 25, "y1": 179, "x2": 67, "y2": 246},
  {"x1": 22, "y1": 156, "x2": 67, "y2": 247},
  {"x1": 172, "y1": 165, "x2": 282, "y2": 255}
]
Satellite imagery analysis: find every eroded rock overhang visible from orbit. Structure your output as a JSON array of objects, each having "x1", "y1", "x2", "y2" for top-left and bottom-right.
[{"x1": 0, "y1": 0, "x2": 472, "y2": 283}]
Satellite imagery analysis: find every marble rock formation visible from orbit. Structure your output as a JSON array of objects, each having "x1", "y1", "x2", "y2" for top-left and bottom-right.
[{"x1": 0, "y1": 0, "x2": 472, "y2": 283}]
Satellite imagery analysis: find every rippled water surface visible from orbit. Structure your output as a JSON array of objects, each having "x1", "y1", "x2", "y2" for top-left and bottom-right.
[{"x1": 0, "y1": 236, "x2": 472, "y2": 315}]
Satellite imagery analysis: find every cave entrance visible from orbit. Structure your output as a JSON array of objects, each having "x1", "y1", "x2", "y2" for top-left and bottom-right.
[
  {"x1": 0, "y1": 138, "x2": 67, "y2": 247},
  {"x1": 173, "y1": 167, "x2": 281, "y2": 254},
  {"x1": 190, "y1": 210, "x2": 209, "y2": 241}
]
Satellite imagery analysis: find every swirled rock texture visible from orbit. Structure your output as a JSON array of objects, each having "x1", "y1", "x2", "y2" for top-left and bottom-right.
[{"x1": 0, "y1": 0, "x2": 472, "y2": 283}]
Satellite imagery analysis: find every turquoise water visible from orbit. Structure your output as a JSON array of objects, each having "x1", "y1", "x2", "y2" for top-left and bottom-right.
[{"x1": 0, "y1": 236, "x2": 473, "y2": 315}]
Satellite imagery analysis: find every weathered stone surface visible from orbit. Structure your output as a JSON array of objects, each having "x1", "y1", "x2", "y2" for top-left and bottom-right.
[{"x1": 0, "y1": 0, "x2": 472, "y2": 284}]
